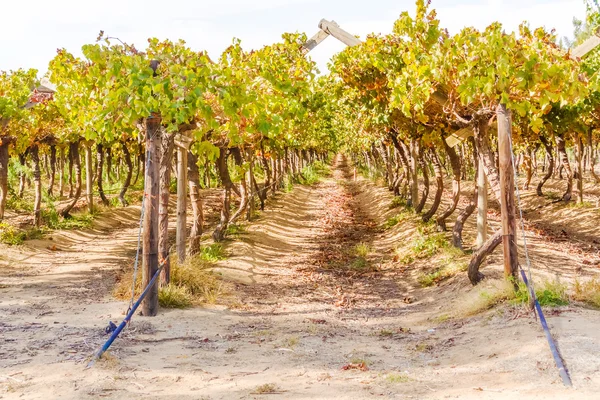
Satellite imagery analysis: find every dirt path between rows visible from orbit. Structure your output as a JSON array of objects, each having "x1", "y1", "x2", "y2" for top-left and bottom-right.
[{"x1": 1, "y1": 155, "x2": 600, "y2": 399}]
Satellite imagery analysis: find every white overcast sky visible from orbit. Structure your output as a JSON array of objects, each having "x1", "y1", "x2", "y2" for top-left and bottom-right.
[{"x1": 0, "y1": 0, "x2": 587, "y2": 76}]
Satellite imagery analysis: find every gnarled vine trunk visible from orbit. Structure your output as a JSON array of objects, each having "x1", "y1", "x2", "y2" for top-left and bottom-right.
[
  {"x1": 271, "y1": 157, "x2": 278, "y2": 195},
  {"x1": 96, "y1": 143, "x2": 109, "y2": 206},
  {"x1": 436, "y1": 141, "x2": 461, "y2": 231},
  {"x1": 0, "y1": 140, "x2": 13, "y2": 220},
  {"x1": 133, "y1": 143, "x2": 144, "y2": 186},
  {"x1": 472, "y1": 117, "x2": 501, "y2": 202},
  {"x1": 555, "y1": 134, "x2": 573, "y2": 201},
  {"x1": 213, "y1": 147, "x2": 234, "y2": 242},
  {"x1": 377, "y1": 142, "x2": 394, "y2": 190},
  {"x1": 468, "y1": 105, "x2": 518, "y2": 283},
  {"x1": 18, "y1": 152, "x2": 26, "y2": 198},
  {"x1": 422, "y1": 148, "x2": 443, "y2": 222},
  {"x1": 61, "y1": 142, "x2": 82, "y2": 218},
  {"x1": 259, "y1": 142, "x2": 272, "y2": 203},
  {"x1": 106, "y1": 147, "x2": 113, "y2": 184},
  {"x1": 31, "y1": 145, "x2": 42, "y2": 227},
  {"x1": 523, "y1": 150, "x2": 532, "y2": 190},
  {"x1": 408, "y1": 138, "x2": 420, "y2": 208},
  {"x1": 588, "y1": 129, "x2": 600, "y2": 183},
  {"x1": 228, "y1": 147, "x2": 248, "y2": 225},
  {"x1": 468, "y1": 230, "x2": 503, "y2": 284},
  {"x1": 536, "y1": 136, "x2": 554, "y2": 196},
  {"x1": 415, "y1": 147, "x2": 429, "y2": 213},
  {"x1": 48, "y1": 145, "x2": 56, "y2": 197},
  {"x1": 452, "y1": 180, "x2": 477, "y2": 250},
  {"x1": 252, "y1": 159, "x2": 266, "y2": 211},
  {"x1": 84, "y1": 143, "x2": 94, "y2": 213},
  {"x1": 68, "y1": 146, "x2": 74, "y2": 198},
  {"x1": 119, "y1": 142, "x2": 133, "y2": 207},
  {"x1": 453, "y1": 136, "x2": 483, "y2": 249}
]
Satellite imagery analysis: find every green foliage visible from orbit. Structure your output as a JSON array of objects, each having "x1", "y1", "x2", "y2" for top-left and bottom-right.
[
  {"x1": 383, "y1": 215, "x2": 400, "y2": 230},
  {"x1": 0, "y1": 69, "x2": 39, "y2": 148},
  {"x1": 513, "y1": 279, "x2": 569, "y2": 307},
  {"x1": 357, "y1": 164, "x2": 384, "y2": 183},
  {"x1": 283, "y1": 175, "x2": 294, "y2": 193},
  {"x1": 42, "y1": 206, "x2": 95, "y2": 230},
  {"x1": 389, "y1": 196, "x2": 406, "y2": 210},
  {"x1": 0, "y1": 223, "x2": 26, "y2": 245},
  {"x1": 406, "y1": 230, "x2": 448, "y2": 262},
  {"x1": 300, "y1": 161, "x2": 331, "y2": 185},
  {"x1": 568, "y1": 200, "x2": 595, "y2": 209},
  {"x1": 200, "y1": 243, "x2": 227, "y2": 262},
  {"x1": 225, "y1": 223, "x2": 246, "y2": 236},
  {"x1": 169, "y1": 178, "x2": 177, "y2": 194},
  {"x1": 350, "y1": 257, "x2": 369, "y2": 270},
  {"x1": 537, "y1": 281, "x2": 569, "y2": 306},
  {"x1": 6, "y1": 195, "x2": 34, "y2": 212}
]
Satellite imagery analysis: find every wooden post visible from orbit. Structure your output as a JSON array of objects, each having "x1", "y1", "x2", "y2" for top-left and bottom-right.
[
  {"x1": 175, "y1": 134, "x2": 192, "y2": 262},
  {"x1": 246, "y1": 163, "x2": 254, "y2": 221},
  {"x1": 59, "y1": 146, "x2": 65, "y2": 198},
  {"x1": 476, "y1": 158, "x2": 488, "y2": 248},
  {"x1": 409, "y1": 139, "x2": 419, "y2": 208},
  {"x1": 318, "y1": 19, "x2": 362, "y2": 46},
  {"x1": 31, "y1": 145, "x2": 42, "y2": 227},
  {"x1": 497, "y1": 104, "x2": 518, "y2": 279},
  {"x1": 576, "y1": 133, "x2": 584, "y2": 204},
  {"x1": 84, "y1": 142, "x2": 94, "y2": 213},
  {"x1": 142, "y1": 115, "x2": 162, "y2": 316}
]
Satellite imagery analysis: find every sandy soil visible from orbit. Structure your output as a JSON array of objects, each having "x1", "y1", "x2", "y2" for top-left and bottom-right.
[{"x1": 1, "y1": 155, "x2": 600, "y2": 399}]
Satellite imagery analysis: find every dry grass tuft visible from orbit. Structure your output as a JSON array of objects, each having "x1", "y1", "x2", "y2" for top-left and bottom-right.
[
  {"x1": 418, "y1": 251, "x2": 468, "y2": 287},
  {"x1": 573, "y1": 278, "x2": 600, "y2": 308},
  {"x1": 252, "y1": 383, "x2": 278, "y2": 394},
  {"x1": 384, "y1": 372, "x2": 411, "y2": 383},
  {"x1": 354, "y1": 242, "x2": 371, "y2": 258},
  {"x1": 455, "y1": 280, "x2": 516, "y2": 317},
  {"x1": 96, "y1": 351, "x2": 120, "y2": 369},
  {"x1": 114, "y1": 254, "x2": 222, "y2": 308},
  {"x1": 158, "y1": 284, "x2": 193, "y2": 308}
]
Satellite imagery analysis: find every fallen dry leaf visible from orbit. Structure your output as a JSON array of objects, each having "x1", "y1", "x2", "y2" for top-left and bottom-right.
[{"x1": 341, "y1": 362, "x2": 368, "y2": 371}]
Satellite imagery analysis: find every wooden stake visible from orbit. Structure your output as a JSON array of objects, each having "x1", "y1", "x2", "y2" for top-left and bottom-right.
[
  {"x1": 476, "y1": 158, "x2": 488, "y2": 248},
  {"x1": 84, "y1": 142, "x2": 94, "y2": 213},
  {"x1": 142, "y1": 115, "x2": 162, "y2": 316},
  {"x1": 318, "y1": 19, "x2": 362, "y2": 47},
  {"x1": 409, "y1": 139, "x2": 419, "y2": 208},
  {"x1": 31, "y1": 145, "x2": 42, "y2": 227},
  {"x1": 175, "y1": 141, "x2": 189, "y2": 262},
  {"x1": 497, "y1": 104, "x2": 518, "y2": 279}
]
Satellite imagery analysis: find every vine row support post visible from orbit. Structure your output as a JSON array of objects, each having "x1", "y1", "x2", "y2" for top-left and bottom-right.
[
  {"x1": 84, "y1": 140, "x2": 94, "y2": 213},
  {"x1": 142, "y1": 114, "x2": 162, "y2": 316},
  {"x1": 175, "y1": 134, "x2": 192, "y2": 263},
  {"x1": 476, "y1": 158, "x2": 488, "y2": 248},
  {"x1": 497, "y1": 103, "x2": 518, "y2": 279}
]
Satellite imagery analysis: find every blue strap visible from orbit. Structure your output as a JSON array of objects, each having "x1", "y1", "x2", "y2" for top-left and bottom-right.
[
  {"x1": 520, "y1": 269, "x2": 572, "y2": 387},
  {"x1": 87, "y1": 264, "x2": 164, "y2": 368}
]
